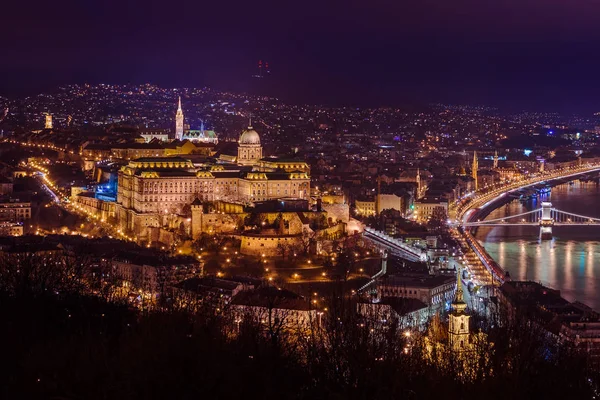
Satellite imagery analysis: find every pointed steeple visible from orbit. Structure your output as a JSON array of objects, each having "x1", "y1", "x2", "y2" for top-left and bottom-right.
[
  {"x1": 493, "y1": 150, "x2": 499, "y2": 169},
  {"x1": 175, "y1": 96, "x2": 184, "y2": 140},
  {"x1": 248, "y1": 114, "x2": 253, "y2": 129},
  {"x1": 452, "y1": 268, "x2": 467, "y2": 313},
  {"x1": 416, "y1": 168, "x2": 422, "y2": 198},
  {"x1": 471, "y1": 151, "x2": 479, "y2": 191},
  {"x1": 449, "y1": 267, "x2": 470, "y2": 351}
]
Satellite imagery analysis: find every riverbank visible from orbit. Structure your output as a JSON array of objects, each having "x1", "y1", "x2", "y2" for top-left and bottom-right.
[{"x1": 476, "y1": 181, "x2": 600, "y2": 310}]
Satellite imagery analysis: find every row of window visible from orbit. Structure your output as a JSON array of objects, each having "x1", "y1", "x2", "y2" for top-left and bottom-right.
[{"x1": 139, "y1": 181, "x2": 238, "y2": 194}]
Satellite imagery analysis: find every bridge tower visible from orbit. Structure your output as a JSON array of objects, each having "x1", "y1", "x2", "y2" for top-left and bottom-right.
[{"x1": 539, "y1": 201, "x2": 554, "y2": 240}]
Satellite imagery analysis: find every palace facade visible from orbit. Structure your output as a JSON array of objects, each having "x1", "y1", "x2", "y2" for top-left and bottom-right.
[{"x1": 114, "y1": 125, "x2": 310, "y2": 239}]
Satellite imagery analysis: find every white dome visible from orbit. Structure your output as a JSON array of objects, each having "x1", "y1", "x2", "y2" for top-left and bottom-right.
[{"x1": 239, "y1": 127, "x2": 261, "y2": 145}]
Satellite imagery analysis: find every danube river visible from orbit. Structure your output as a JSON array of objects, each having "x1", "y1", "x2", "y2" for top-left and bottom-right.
[{"x1": 475, "y1": 180, "x2": 600, "y2": 310}]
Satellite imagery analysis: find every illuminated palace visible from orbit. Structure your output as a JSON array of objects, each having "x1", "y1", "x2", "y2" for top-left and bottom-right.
[{"x1": 115, "y1": 124, "x2": 310, "y2": 238}]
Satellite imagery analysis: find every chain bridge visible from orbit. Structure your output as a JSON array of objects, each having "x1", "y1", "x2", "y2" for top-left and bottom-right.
[{"x1": 463, "y1": 201, "x2": 600, "y2": 240}]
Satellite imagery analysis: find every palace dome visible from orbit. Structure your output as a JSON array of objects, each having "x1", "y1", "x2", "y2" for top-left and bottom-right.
[{"x1": 239, "y1": 127, "x2": 261, "y2": 145}]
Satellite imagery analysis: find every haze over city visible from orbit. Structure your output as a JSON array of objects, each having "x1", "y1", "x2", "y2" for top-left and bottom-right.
[{"x1": 4, "y1": 0, "x2": 600, "y2": 112}]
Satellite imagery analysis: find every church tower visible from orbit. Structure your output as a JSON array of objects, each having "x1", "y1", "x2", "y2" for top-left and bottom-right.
[
  {"x1": 449, "y1": 269, "x2": 470, "y2": 352},
  {"x1": 471, "y1": 151, "x2": 478, "y2": 191},
  {"x1": 493, "y1": 150, "x2": 499, "y2": 169},
  {"x1": 175, "y1": 96, "x2": 184, "y2": 140},
  {"x1": 416, "y1": 168, "x2": 422, "y2": 199}
]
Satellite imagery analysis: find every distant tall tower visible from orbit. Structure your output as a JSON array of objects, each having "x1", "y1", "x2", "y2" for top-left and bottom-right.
[
  {"x1": 416, "y1": 168, "x2": 422, "y2": 199},
  {"x1": 375, "y1": 176, "x2": 381, "y2": 216},
  {"x1": 471, "y1": 151, "x2": 479, "y2": 191},
  {"x1": 44, "y1": 113, "x2": 53, "y2": 130},
  {"x1": 449, "y1": 269, "x2": 470, "y2": 351},
  {"x1": 493, "y1": 150, "x2": 499, "y2": 169},
  {"x1": 175, "y1": 97, "x2": 184, "y2": 140}
]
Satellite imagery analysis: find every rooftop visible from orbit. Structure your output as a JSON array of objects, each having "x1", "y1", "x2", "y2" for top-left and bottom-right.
[
  {"x1": 379, "y1": 273, "x2": 455, "y2": 289},
  {"x1": 231, "y1": 286, "x2": 311, "y2": 311}
]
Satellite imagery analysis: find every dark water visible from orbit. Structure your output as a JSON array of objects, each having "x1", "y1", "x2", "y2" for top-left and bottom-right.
[{"x1": 475, "y1": 181, "x2": 600, "y2": 310}]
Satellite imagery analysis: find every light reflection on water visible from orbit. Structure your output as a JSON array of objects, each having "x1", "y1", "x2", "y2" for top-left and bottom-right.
[{"x1": 475, "y1": 181, "x2": 600, "y2": 310}]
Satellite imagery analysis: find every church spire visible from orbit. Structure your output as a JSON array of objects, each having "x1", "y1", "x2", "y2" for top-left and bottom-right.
[
  {"x1": 493, "y1": 150, "x2": 499, "y2": 169},
  {"x1": 454, "y1": 270, "x2": 464, "y2": 303},
  {"x1": 471, "y1": 151, "x2": 479, "y2": 191},
  {"x1": 452, "y1": 268, "x2": 467, "y2": 313},
  {"x1": 449, "y1": 267, "x2": 470, "y2": 351},
  {"x1": 175, "y1": 96, "x2": 184, "y2": 140},
  {"x1": 416, "y1": 168, "x2": 421, "y2": 199}
]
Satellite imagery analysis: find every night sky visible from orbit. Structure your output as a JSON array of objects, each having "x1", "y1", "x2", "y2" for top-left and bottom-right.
[{"x1": 3, "y1": 0, "x2": 600, "y2": 112}]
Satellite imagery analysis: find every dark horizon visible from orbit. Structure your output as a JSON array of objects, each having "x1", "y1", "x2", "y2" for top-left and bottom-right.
[{"x1": 3, "y1": 0, "x2": 600, "y2": 114}]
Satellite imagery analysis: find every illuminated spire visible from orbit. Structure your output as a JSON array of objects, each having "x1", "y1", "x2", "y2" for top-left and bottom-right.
[
  {"x1": 452, "y1": 268, "x2": 467, "y2": 313},
  {"x1": 416, "y1": 168, "x2": 421, "y2": 198},
  {"x1": 493, "y1": 150, "x2": 499, "y2": 169},
  {"x1": 455, "y1": 270, "x2": 463, "y2": 302},
  {"x1": 471, "y1": 151, "x2": 478, "y2": 191},
  {"x1": 175, "y1": 96, "x2": 184, "y2": 140}
]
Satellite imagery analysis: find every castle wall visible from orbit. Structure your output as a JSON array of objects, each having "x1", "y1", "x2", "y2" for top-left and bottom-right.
[
  {"x1": 191, "y1": 209, "x2": 245, "y2": 238},
  {"x1": 321, "y1": 203, "x2": 350, "y2": 223},
  {"x1": 74, "y1": 194, "x2": 116, "y2": 221},
  {"x1": 240, "y1": 234, "x2": 302, "y2": 256}
]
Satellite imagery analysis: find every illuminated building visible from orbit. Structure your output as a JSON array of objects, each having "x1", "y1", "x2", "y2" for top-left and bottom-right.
[
  {"x1": 0, "y1": 200, "x2": 31, "y2": 222},
  {"x1": 471, "y1": 151, "x2": 478, "y2": 191},
  {"x1": 355, "y1": 194, "x2": 405, "y2": 217},
  {"x1": 236, "y1": 124, "x2": 263, "y2": 166},
  {"x1": 113, "y1": 125, "x2": 310, "y2": 239},
  {"x1": 448, "y1": 271, "x2": 470, "y2": 351},
  {"x1": 181, "y1": 121, "x2": 218, "y2": 144},
  {"x1": 0, "y1": 222, "x2": 24, "y2": 236},
  {"x1": 175, "y1": 96, "x2": 184, "y2": 140},
  {"x1": 355, "y1": 198, "x2": 376, "y2": 217},
  {"x1": 139, "y1": 128, "x2": 169, "y2": 142},
  {"x1": 377, "y1": 274, "x2": 455, "y2": 306},
  {"x1": 44, "y1": 113, "x2": 53, "y2": 129},
  {"x1": 175, "y1": 99, "x2": 218, "y2": 144},
  {"x1": 413, "y1": 197, "x2": 448, "y2": 223}
]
